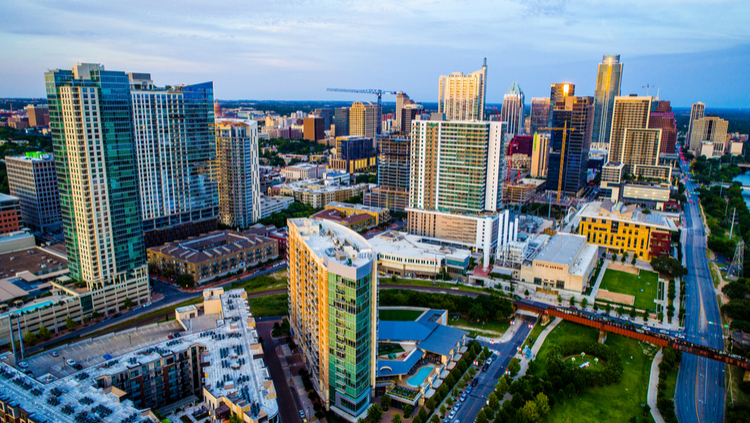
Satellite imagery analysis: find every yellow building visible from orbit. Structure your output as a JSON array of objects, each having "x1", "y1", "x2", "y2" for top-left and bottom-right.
[
  {"x1": 575, "y1": 200, "x2": 676, "y2": 260},
  {"x1": 324, "y1": 201, "x2": 390, "y2": 225}
]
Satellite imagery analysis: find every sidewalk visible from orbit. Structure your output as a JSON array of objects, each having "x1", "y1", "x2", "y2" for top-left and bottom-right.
[
  {"x1": 515, "y1": 317, "x2": 561, "y2": 380},
  {"x1": 587, "y1": 260, "x2": 609, "y2": 303},
  {"x1": 647, "y1": 349, "x2": 665, "y2": 423}
]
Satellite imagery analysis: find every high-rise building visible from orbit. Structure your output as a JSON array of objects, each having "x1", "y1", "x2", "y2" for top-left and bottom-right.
[
  {"x1": 25, "y1": 104, "x2": 50, "y2": 127},
  {"x1": 303, "y1": 116, "x2": 325, "y2": 141},
  {"x1": 364, "y1": 136, "x2": 410, "y2": 212},
  {"x1": 5, "y1": 152, "x2": 62, "y2": 232},
  {"x1": 547, "y1": 96, "x2": 594, "y2": 197},
  {"x1": 395, "y1": 92, "x2": 409, "y2": 133},
  {"x1": 530, "y1": 133, "x2": 549, "y2": 178},
  {"x1": 592, "y1": 54, "x2": 623, "y2": 150},
  {"x1": 349, "y1": 101, "x2": 379, "y2": 138},
  {"x1": 687, "y1": 102, "x2": 705, "y2": 150},
  {"x1": 649, "y1": 100, "x2": 677, "y2": 154},
  {"x1": 607, "y1": 96, "x2": 652, "y2": 164},
  {"x1": 619, "y1": 128, "x2": 662, "y2": 174},
  {"x1": 690, "y1": 116, "x2": 729, "y2": 158},
  {"x1": 45, "y1": 63, "x2": 147, "y2": 291},
  {"x1": 216, "y1": 119, "x2": 261, "y2": 228},
  {"x1": 438, "y1": 59, "x2": 487, "y2": 121},
  {"x1": 129, "y1": 76, "x2": 219, "y2": 247},
  {"x1": 548, "y1": 83, "x2": 575, "y2": 126},
  {"x1": 288, "y1": 218, "x2": 376, "y2": 422},
  {"x1": 312, "y1": 107, "x2": 334, "y2": 129},
  {"x1": 529, "y1": 97, "x2": 550, "y2": 134},
  {"x1": 500, "y1": 82, "x2": 525, "y2": 137},
  {"x1": 329, "y1": 136, "x2": 377, "y2": 173},
  {"x1": 333, "y1": 107, "x2": 350, "y2": 137}
]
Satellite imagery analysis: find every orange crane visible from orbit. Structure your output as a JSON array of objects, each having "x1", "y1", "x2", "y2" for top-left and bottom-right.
[{"x1": 539, "y1": 123, "x2": 575, "y2": 203}]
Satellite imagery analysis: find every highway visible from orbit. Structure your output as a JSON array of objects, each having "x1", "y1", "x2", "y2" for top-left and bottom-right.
[{"x1": 675, "y1": 150, "x2": 726, "y2": 423}]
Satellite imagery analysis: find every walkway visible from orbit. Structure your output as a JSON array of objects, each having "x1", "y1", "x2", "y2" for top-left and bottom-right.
[
  {"x1": 514, "y1": 317, "x2": 561, "y2": 380},
  {"x1": 647, "y1": 349, "x2": 665, "y2": 423},
  {"x1": 587, "y1": 260, "x2": 609, "y2": 303}
]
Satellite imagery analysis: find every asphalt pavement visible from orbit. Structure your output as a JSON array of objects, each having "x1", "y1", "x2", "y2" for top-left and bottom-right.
[{"x1": 674, "y1": 153, "x2": 726, "y2": 423}]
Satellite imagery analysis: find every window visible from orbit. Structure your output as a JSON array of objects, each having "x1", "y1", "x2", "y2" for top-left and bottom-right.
[{"x1": 556, "y1": 280, "x2": 565, "y2": 289}]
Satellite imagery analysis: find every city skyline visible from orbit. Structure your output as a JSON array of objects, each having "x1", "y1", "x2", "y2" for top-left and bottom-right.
[{"x1": 0, "y1": 1, "x2": 748, "y2": 107}]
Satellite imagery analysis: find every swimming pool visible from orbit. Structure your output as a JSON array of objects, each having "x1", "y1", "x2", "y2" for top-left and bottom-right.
[
  {"x1": 406, "y1": 365, "x2": 434, "y2": 387},
  {"x1": 1, "y1": 301, "x2": 54, "y2": 318}
]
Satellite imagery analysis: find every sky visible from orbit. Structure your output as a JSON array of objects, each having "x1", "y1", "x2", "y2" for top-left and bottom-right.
[{"x1": 0, "y1": 0, "x2": 748, "y2": 107}]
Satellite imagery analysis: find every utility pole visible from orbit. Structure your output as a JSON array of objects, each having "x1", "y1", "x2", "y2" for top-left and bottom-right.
[{"x1": 730, "y1": 208, "x2": 737, "y2": 239}]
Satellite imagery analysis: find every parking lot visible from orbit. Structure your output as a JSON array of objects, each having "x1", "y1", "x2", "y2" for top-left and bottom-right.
[{"x1": 11, "y1": 320, "x2": 182, "y2": 381}]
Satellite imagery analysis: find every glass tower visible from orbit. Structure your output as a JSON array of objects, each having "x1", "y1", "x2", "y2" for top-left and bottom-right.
[{"x1": 592, "y1": 55, "x2": 623, "y2": 150}]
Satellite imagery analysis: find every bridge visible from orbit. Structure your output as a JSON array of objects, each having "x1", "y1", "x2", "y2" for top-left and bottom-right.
[{"x1": 513, "y1": 298, "x2": 750, "y2": 370}]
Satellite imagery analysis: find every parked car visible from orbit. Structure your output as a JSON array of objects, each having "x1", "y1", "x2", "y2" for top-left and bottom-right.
[
  {"x1": 18, "y1": 361, "x2": 29, "y2": 369},
  {"x1": 471, "y1": 378, "x2": 479, "y2": 387},
  {"x1": 460, "y1": 394, "x2": 467, "y2": 402},
  {"x1": 144, "y1": 302, "x2": 152, "y2": 307},
  {"x1": 453, "y1": 403, "x2": 461, "y2": 411},
  {"x1": 482, "y1": 363, "x2": 489, "y2": 372},
  {"x1": 466, "y1": 386, "x2": 473, "y2": 393},
  {"x1": 66, "y1": 359, "x2": 76, "y2": 366},
  {"x1": 487, "y1": 357, "x2": 493, "y2": 365},
  {"x1": 174, "y1": 332, "x2": 182, "y2": 338},
  {"x1": 50, "y1": 351, "x2": 60, "y2": 358},
  {"x1": 24, "y1": 370, "x2": 33, "y2": 376},
  {"x1": 448, "y1": 411, "x2": 456, "y2": 420},
  {"x1": 73, "y1": 364, "x2": 83, "y2": 370},
  {"x1": 103, "y1": 354, "x2": 112, "y2": 360}
]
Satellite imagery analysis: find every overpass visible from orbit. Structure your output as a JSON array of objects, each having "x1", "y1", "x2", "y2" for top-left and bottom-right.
[{"x1": 514, "y1": 298, "x2": 750, "y2": 370}]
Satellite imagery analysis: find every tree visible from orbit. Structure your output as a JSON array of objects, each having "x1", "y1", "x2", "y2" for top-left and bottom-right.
[
  {"x1": 617, "y1": 305, "x2": 625, "y2": 317},
  {"x1": 418, "y1": 407, "x2": 428, "y2": 422},
  {"x1": 569, "y1": 296, "x2": 576, "y2": 307},
  {"x1": 496, "y1": 376, "x2": 509, "y2": 397},
  {"x1": 445, "y1": 397, "x2": 454, "y2": 407},
  {"x1": 468, "y1": 367, "x2": 477, "y2": 377},
  {"x1": 123, "y1": 297, "x2": 134, "y2": 308},
  {"x1": 604, "y1": 303, "x2": 612, "y2": 314},
  {"x1": 176, "y1": 274, "x2": 195, "y2": 288},
  {"x1": 629, "y1": 307, "x2": 637, "y2": 318},
  {"x1": 229, "y1": 415, "x2": 242, "y2": 423},
  {"x1": 631, "y1": 255, "x2": 637, "y2": 265},
  {"x1": 565, "y1": 382, "x2": 576, "y2": 398},
  {"x1": 367, "y1": 404, "x2": 383, "y2": 423},
  {"x1": 425, "y1": 398, "x2": 435, "y2": 411},
  {"x1": 488, "y1": 393, "x2": 500, "y2": 410},
  {"x1": 452, "y1": 387, "x2": 459, "y2": 397},
  {"x1": 392, "y1": 415, "x2": 402, "y2": 423},
  {"x1": 23, "y1": 331, "x2": 37, "y2": 345},
  {"x1": 593, "y1": 302, "x2": 599, "y2": 312},
  {"x1": 475, "y1": 409, "x2": 488, "y2": 423},
  {"x1": 65, "y1": 316, "x2": 78, "y2": 330},
  {"x1": 439, "y1": 405, "x2": 447, "y2": 417},
  {"x1": 521, "y1": 401, "x2": 540, "y2": 423},
  {"x1": 642, "y1": 309, "x2": 649, "y2": 322},
  {"x1": 581, "y1": 298, "x2": 588, "y2": 309},
  {"x1": 557, "y1": 295, "x2": 562, "y2": 304},
  {"x1": 403, "y1": 405, "x2": 413, "y2": 417},
  {"x1": 534, "y1": 392, "x2": 550, "y2": 416},
  {"x1": 430, "y1": 416, "x2": 440, "y2": 423},
  {"x1": 525, "y1": 289, "x2": 530, "y2": 296},
  {"x1": 508, "y1": 358, "x2": 521, "y2": 377},
  {"x1": 612, "y1": 253, "x2": 618, "y2": 261},
  {"x1": 381, "y1": 395, "x2": 392, "y2": 411},
  {"x1": 38, "y1": 325, "x2": 51, "y2": 340}
]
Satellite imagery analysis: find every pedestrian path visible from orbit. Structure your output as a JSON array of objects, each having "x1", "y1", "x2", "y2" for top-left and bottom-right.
[
  {"x1": 514, "y1": 317, "x2": 561, "y2": 380},
  {"x1": 647, "y1": 349, "x2": 665, "y2": 423},
  {"x1": 587, "y1": 260, "x2": 609, "y2": 303}
]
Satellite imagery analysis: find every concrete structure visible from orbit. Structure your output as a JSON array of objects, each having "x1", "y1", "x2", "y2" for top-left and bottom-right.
[
  {"x1": 281, "y1": 163, "x2": 326, "y2": 181},
  {"x1": 349, "y1": 101, "x2": 380, "y2": 138},
  {"x1": 407, "y1": 208, "x2": 500, "y2": 261},
  {"x1": 324, "y1": 169, "x2": 351, "y2": 186},
  {"x1": 303, "y1": 116, "x2": 325, "y2": 141},
  {"x1": 5, "y1": 152, "x2": 61, "y2": 233},
  {"x1": 600, "y1": 162, "x2": 625, "y2": 199},
  {"x1": 269, "y1": 180, "x2": 370, "y2": 209},
  {"x1": 364, "y1": 136, "x2": 410, "y2": 212},
  {"x1": 438, "y1": 59, "x2": 487, "y2": 121},
  {"x1": 129, "y1": 76, "x2": 219, "y2": 247},
  {"x1": 530, "y1": 133, "x2": 549, "y2": 178},
  {"x1": 619, "y1": 128, "x2": 662, "y2": 175},
  {"x1": 330, "y1": 136, "x2": 377, "y2": 173},
  {"x1": 45, "y1": 63, "x2": 148, "y2": 298},
  {"x1": 621, "y1": 183, "x2": 671, "y2": 211},
  {"x1": 529, "y1": 98, "x2": 550, "y2": 135},
  {"x1": 548, "y1": 83, "x2": 575, "y2": 126},
  {"x1": 369, "y1": 232, "x2": 471, "y2": 279},
  {"x1": 500, "y1": 82, "x2": 525, "y2": 137},
  {"x1": 608, "y1": 96, "x2": 652, "y2": 165},
  {"x1": 216, "y1": 119, "x2": 261, "y2": 228},
  {"x1": 147, "y1": 231, "x2": 278, "y2": 284},
  {"x1": 287, "y1": 218, "x2": 377, "y2": 421},
  {"x1": 729, "y1": 141, "x2": 744, "y2": 156},
  {"x1": 25, "y1": 104, "x2": 49, "y2": 127},
  {"x1": 324, "y1": 202, "x2": 390, "y2": 226},
  {"x1": 259, "y1": 195, "x2": 295, "y2": 219},
  {"x1": 548, "y1": 96, "x2": 594, "y2": 197},
  {"x1": 592, "y1": 54, "x2": 623, "y2": 151},
  {"x1": 690, "y1": 116, "x2": 729, "y2": 157},
  {"x1": 649, "y1": 100, "x2": 677, "y2": 155},
  {"x1": 518, "y1": 233, "x2": 598, "y2": 293},
  {"x1": 576, "y1": 200, "x2": 677, "y2": 260},
  {"x1": 686, "y1": 102, "x2": 705, "y2": 149},
  {"x1": 504, "y1": 178, "x2": 546, "y2": 204}
]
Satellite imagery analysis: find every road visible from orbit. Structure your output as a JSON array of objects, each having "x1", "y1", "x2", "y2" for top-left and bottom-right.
[
  {"x1": 453, "y1": 316, "x2": 534, "y2": 423},
  {"x1": 675, "y1": 150, "x2": 726, "y2": 423}
]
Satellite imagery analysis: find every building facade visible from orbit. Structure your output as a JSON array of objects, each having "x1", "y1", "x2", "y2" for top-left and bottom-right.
[
  {"x1": 288, "y1": 218, "x2": 377, "y2": 422},
  {"x1": 548, "y1": 83, "x2": 575, "y2": 126},
  {"x1": 303, "y1": 116, "x2": 325, "y2": 141},
  {"x1": 329, "y1": 136, "x2": 377, "y2": 173},
  {"x1": 591, "y1": 54, "x2": 623, "y2": 150},
  {"x1": 649, "y1": 100, "x2": 677, "y2": 155},
  {"x1": 216, "y1": 119, "x2": 261, "y2": 228},
  {"x1": 5, "y1": 152, "x2": 61, "y2": 232},
  {"x1": 619, "y1": 128, "x2": 662, "y2": 175},
  {"x1": 438, "y1": 59, "x2": 487, "y2": 121},
  {"x1": 500, "y1": 82, "x2": 525, "y2": 137},
  {"x1": 607, "y1": 96, "x2": 652, "y2": 164},
  {"x1": 349, "y1": 102, "x2": 379, "y2": 138},
  {"x1": 269, "y1": 181, "x2": 370, "y2": 209},
  {"x1": 282, "y1": 163, "x2": 326, "y2": 181},
  {"x1": 0, "y1": 194, "x2": 21, "y2": 235},
  {"x1": 686, "y1": 102, "x2": 705, "y2": 149},
  {"x1": 25, "y1": 104, "x2": 50, "y2": 127},
  {"x1": 530, "y1": 133, "x2": 549, "y2": 178},
  {"x1": 547, "y1": 96, "x2": 594, "y2": 197},
  {"x1": 529, "y1": 97, "x2": 550, "y2": 135},
  {"x1": 333, "y1": 107, "x2": 350, "y2": 137},
  {"x1": 690, "y1": 116, "x2": 729, "y2": 157}
]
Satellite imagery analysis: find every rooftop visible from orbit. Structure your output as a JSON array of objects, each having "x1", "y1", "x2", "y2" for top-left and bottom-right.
[
  {"x1": 326, "y1": 201, "x2": 388, "y2": 214},
  {"x1": 149, "y1": 231, "x2": 274, "y2": 264},
  {"x1": 289, "y1": 218, "x2": 374, "y2": 268},
  {"x1": 534, "y1": 233, "x2": 587, "y2": 267},
  {"x1": 578, "y1": 201, "x2": 677, "y2": 231},
  {"x1": 275, "y1": 180, "x2": 372, "y2": 194},
  {"x1": 368, "y1": 231, "x2": 471, "y2": 262},
  {"x1": 0, "y1": 246, "x2": 68, "y2": 281}
]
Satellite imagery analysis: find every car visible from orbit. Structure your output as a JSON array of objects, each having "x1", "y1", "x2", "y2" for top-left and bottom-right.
[
  {"x1": 443, "y1": 419, "x2": 450, "y2": 423},
  {"x1": 112, "y1": 313, "x2": 121, "y2": 318},
  {"x1": 133, "y1": 306, "x2": 142, "y2": 311},
  {"x1": 174, "y1": 332, "x2": 181, "y2": 338},
  {"x1": 453, "y1": 419, "x2": 459, "y2": 423},
  {"x1": 168, "y1": 334, "x2": 174, "y2": 340},
  {"x1": 50, "y1": 351, "x2": 60, "y2": 357},
  {"x1": 24, "y1": 370, "x2": 33, "y2": 376},
  {"x1": 144, "y1": 302, "x2": 152, "y2": 307},
  {"x1": 487, "y1": 357, "x2": 493, "y2": 365},
  {"x1": 103, "y1": 354, "x2": 112, "y2": 360},
  {"x1": 460, "y1": 394, "x2": 467, "y2": 402},
  {"x1": 448, "y1": 411, "x2": 456, "y2": 419},
  {"x1": 299, "y1": 410, "x2": 306, "y2": 419},
  {"x1": 453, "y1": 403, "x2": 461, "y2": 411},
  {"x1": 471, "y1": 378, "x2": 479, "y2": 387},
  {"x1": 482, "y1": 364, "x2": 489, "y2": 372},
  {"x1": 66, "y1": 359, "x2": 76, "y2": 366},
  {"x1": 73, "y1": 363, "x2": 83, "y2": 370},
  {"x1": 465, "y1": 386, "x2": 472, "y2": 393},
  {"x1": 18, "y1": 361, "x2": 29, "y2": 369}
]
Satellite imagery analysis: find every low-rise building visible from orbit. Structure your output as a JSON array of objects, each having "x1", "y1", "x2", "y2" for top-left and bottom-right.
[
  {"x1": 311, "y1": 208, "x2": 377, "y2": 232},
  {"x1": 148, "y1": 231, "x2": 278, "y2": 284},
  {"x1": 324, "y1": 169, "x2": 350, "y2": 186},
  {"x1": 260, "y1": 195, "x2": 295, "y2": 219},
  {"x1": 504, "y1": 178, "x2": 546, "y2": 204},
  {"x1": 324, "y1": 202, "x2": 390, "y2": 226},
  {"x1": 621, "y1": 183, "x2": 671, "y2": 211},
  {"x1": 281, "y1": 163, "x2": 326, "y2": 181},
  {"x1": 268, "y1": 180, "x2": 371, "y2": 209},
  {"x1": 368, "y1": 231, "x2": 471, "y2": 279},
  {"x1": 518, "y1": 233, "x2": 598, "y2": 293}
]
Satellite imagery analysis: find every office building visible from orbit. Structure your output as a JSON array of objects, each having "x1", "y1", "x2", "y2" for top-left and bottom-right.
[
  {"x1": 363, "y1": 135, "x2": 410, "y2": 212},
  {"x1": 619, "y1": 128, "x2": 662, "y2": 175},
  {"x1": 607, "y1": 96, "x2": 652, "y2": 163},
  {"x1": 576, "y1": 200, "x2": 677, "y2": 260},
  {"x1": 25, "y1": 104, "x2": 49, "y2": 127},
  {"x1": 649, "y1": 100, "x2": 677, "y2": 154},
  {"x1": 399, "y1": 102, "x2": 424, "y2": 135},
  {"x1": 690, "y1": 116, "x2": 729, "y2": 157},
  {"x1": 288, "y1": 218, "x2": 377, "y2": 421},
  {"x1": 148, "y1": 231, "x2": 278, "y2": 284},
  {"x1": 592, "y1": 54, "x2": 623, "y2": 150},
  {"x1": 282, "y1": 163, "x2": 326, "y2": 181},
  {"x1": 438, "y1": 59, "x2": 487, "y2": 121},
  {"x1": 312, "y1": 107, "x2": 334, "y2": 129},
  {"x1": 548, "y1": 83, "x2": 575, "y2": 126},
  {"x1": 260, "y1": 195, "x2": 295, "y2": 219},
  {"x1": 216, "y1": 119, "x2": 261, "y2": 228},
  {"x1": 0, "y1": 194, "x2": 20, "y2": 235},
  {"x1": 334, "y1": 107, "x2": 350, "y2": 137},
  {"x1": 518, "y1": 233, "x2": 598, "y2": 293},
  {"x1": 547, "y1": 96, "x2": 594, "y2": 197},
  {"x1": 349, "y1": 101, "x2": 379, "y2": 138},
  {"x1": 687, "y1": 102, "x2": 705, "y2": 149},
  {"x1": 395, "y1": 92, "x2": 410, "y2": 133},
  {"x1": 508, "y1": 135, "x2": 533, "y2": 170},
  {"x1": 329, "y1": 136, "x2": 377, "y2": 173},
  {"x1": 530, "y1": 133, "x2": 549, "y2": 178},
  {"x1": 269, "y1": 180, "x2": 370, "y2": 209},
  {"x1": 303, "y1": 116, "x2": 325, "y2": 141},
  {"x1": 529, "y1": 97, "x2": 550, "y2": 134},
  {"x1": 45, "y1": 63, "x2": 147, "y2": 293},
  {"x1": 5, "y1": 152, "x2": 61, "y2": 232},
  {"x1": 500, "y1": 82, "x2": 525, "y2": 137},
  {"x1": 369, "y1": 231, "x2": 472, "y2": 279},
  {"x1": 129, "y1": 76, "x2": 219, "y2": 247}
]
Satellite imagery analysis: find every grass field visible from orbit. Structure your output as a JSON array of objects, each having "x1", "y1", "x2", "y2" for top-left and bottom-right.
[
  {"x1": 379, "y1": 309, "x2": 424, "y2": 321},
  {"x1": 247, "y1": 294, "x2": 288, "y2": 317},
  {"x1": 599, "y1": 268, "x2": 660, "y2": 311},
  {"x1": 380, "y1": 277, "x2": 499, "y2": 295},
  {"x1": 532, "y1": 321, "x2": 657, "y2": 423},
  {"x1": 448, "y1": 316, "x2": 510, "y2": 336},
  {"x1": 528, "y1": 317, "x2": 557, "y2": 349}
]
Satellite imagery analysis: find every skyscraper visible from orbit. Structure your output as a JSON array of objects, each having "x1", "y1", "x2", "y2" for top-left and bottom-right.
[
  {"x1": 25, "y1": 104, "x2": 50, "y2": 127},
  {"x1": 548, "y1": 83, "x2": 575, "y2": 126},
  {"x1": 288, "y1": 218, "x2": 376, "y2": 422},
  {"x1": 547, "y1": 96, "x2": 594, "y2": 197},
  {"x1": 619, "y1": 128, "x2": 662, "y2": 174},
  {"x1": 607, "y1": 96, "x2": 652, "y2": 164},
  {"x1": 129, "y1": 76, "x2": 219, "y2": 246},
  {"x1": 395, "y1": 92, "x2": 409, "y2": 132},
  {"x1": 530, "y1": 133, "x2": 549, "y2": 178},
  {"x1": 216, "y1": 119, "x2": 261, "y2": 228},
  {"x1": 592, "y1": 55, "x2": 623, "y2": 150},
  {"x1": 500, "y1": 82, "x2": 525, "y2": 137},
  {"x1": 6, "y1": 152, "x2": 61, "y2": 233},
  {"x1": 649, "y1": 100, "x2": 677, "y2": 154},
  {"x1": 690, "y1": 116, "x2": 729, "y2": 158},
  {"x1": 529, "y1": 97, "x2": 550, "y2": 134},
  {"x1": 364, "y1": 136, "x2": 410, "y2": 212},
  {"x1": 438, "y1": 59, "x2": 487, "y2": 121},
  {"x1": 349, "y1": 101, "x2": 379, "y2": 138},
  {"x1": 687, "y1": 102, "x2": 706, "y2": 151},
  {"x1": 333, "y1": 107, "x2": 350, "y2": 137},
  {"x1": 45, "y1": 63, "x2": 147, "y2": 291}
]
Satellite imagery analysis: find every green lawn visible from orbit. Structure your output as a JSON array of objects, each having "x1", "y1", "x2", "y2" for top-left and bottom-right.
[
  {"x1": 379, "y1": 309, "x2": 424, "y2": 321},
  {"x1": 380, "y1": 277, "x2": 500, "y2": 295},
  {"x1": 532, "y1": 321, "x2": 657, "y2": 423},
  {"x1": 528, "y1": 317, "x2": 557, "y2": 349},
  {"x1": 247, "y1": 294, "x2": 288, "y2": 317},
  {"x1": 448, "y1": 316, "x2": 510, "y2": 336},
  {"x1": 231, "y1": 273, "x2": 288, "y2": 293},
  {"x1": 662, "y1": 364, "x2": 678, "y2": 402},
  {"x1": 599, "y1": 268, "x2": 660, "y2": 311}
]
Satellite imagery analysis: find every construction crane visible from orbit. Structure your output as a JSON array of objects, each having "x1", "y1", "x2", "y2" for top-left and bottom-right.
[
  {"x1": 540, "y1": 123, "x2": 575, "y2": 204},
  {"x1": 642, "y1": 83, "x2": 660, "y2": 98},
  {"x1": 326, "y1": 88, "x2": 399, "y2": 113}
]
